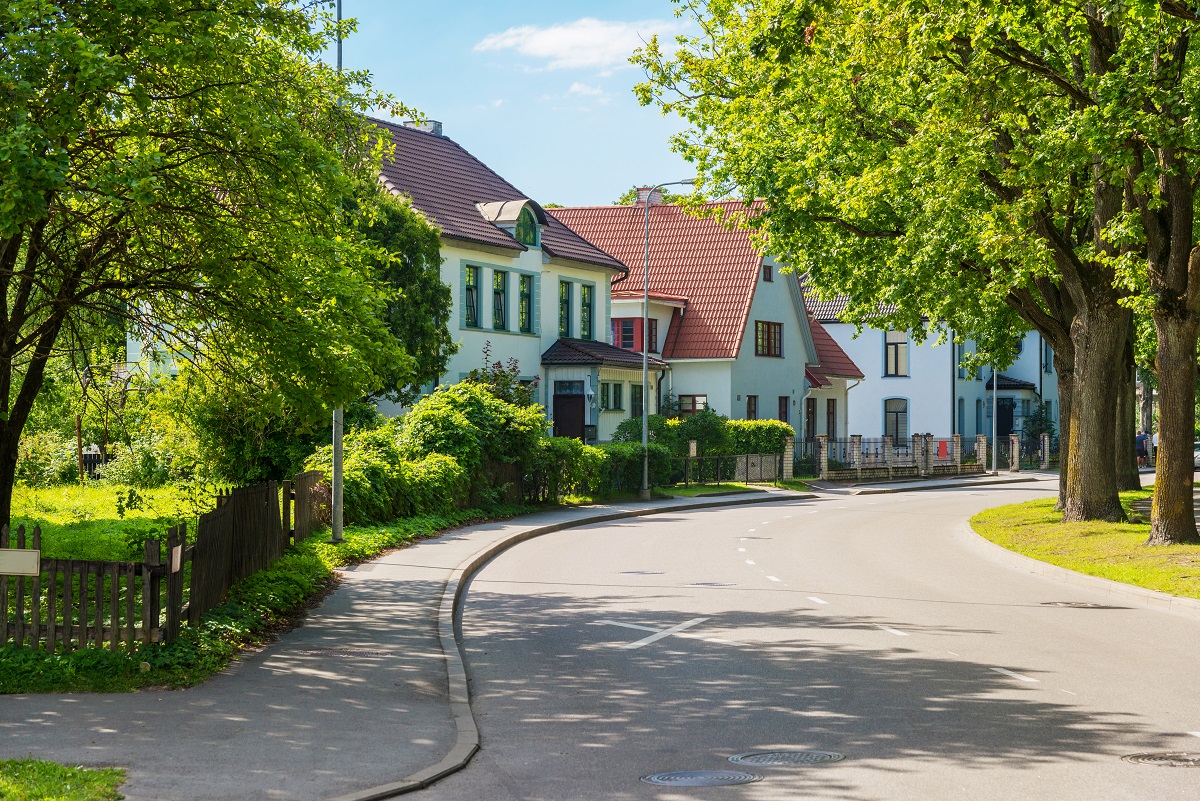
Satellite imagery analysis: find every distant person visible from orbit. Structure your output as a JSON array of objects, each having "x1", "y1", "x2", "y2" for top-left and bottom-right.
[
  {"x1": 1152, "y1": 430, "x2": 1159, "y2": 465},
  {"x1": 1136, "y1": 430, "x2": 1148, "y2": 468}
]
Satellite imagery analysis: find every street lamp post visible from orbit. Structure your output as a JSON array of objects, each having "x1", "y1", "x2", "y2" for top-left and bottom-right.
[
  {"x1": 330, "y1": 0, "x2": 346, "y2": 543},
  {"x1": 991, "y1": 363, "x2": 998, "y2": 474},
  {"x1": 640, "y1": 180, "x2": 694, "y2": 501}
]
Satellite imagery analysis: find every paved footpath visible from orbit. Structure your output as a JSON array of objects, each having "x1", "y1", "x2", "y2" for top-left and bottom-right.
[{"x1": 0, "y1": 490, "x2": 811, "y2": 801}]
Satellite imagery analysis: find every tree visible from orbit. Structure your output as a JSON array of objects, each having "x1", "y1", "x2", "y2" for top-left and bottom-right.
[
  {"x1": 613, "y1": 186, "x2": 690, "y2": 205},
  {"x1": 635, "y1": 0, "x2": 1199, "y2": 534},
  {"x1": 0, "y1": 1, "x2": 426, "y2": 522}
]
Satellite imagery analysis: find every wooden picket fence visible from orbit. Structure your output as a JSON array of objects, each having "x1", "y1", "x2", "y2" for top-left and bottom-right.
[{"x1": 1, "y1": 470, "x2": 327, "y2": 652}]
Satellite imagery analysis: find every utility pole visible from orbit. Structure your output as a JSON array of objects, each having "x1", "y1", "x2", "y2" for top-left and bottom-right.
[{"x1": 330, "y1": 0, "x2": 345, "y2": 543}]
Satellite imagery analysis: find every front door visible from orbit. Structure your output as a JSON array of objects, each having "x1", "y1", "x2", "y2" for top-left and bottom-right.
[
  {"x1": 997, "y1": 398, "x2": 1015, "y2": 436},
  {"x1": 553, "y1": 394, "x2": 586, "y2": 440}
]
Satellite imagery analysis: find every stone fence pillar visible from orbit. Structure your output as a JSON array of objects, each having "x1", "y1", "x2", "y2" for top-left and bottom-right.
[
  {"x1": 976, "y1": 434, "x2": 988, "y2": 472},
  {"x1": 952, "y1": 434, "x2": 962, "y2": 474},
  {"x1": 1040, "y1": 433, "x2": 1050, "y2": 470},
  {"x1": 913, "y1": 434, "x2": 927, "y2": 477},
  {"x1": 850, "y1": 434, "x2": 862, "y2": 479},
  {"x1": 816, "y1": 434, "x2": 828, "y2": 479},
  {"x1": 783, "y1": 436, "x2": 795, "y2": 480},
  {"x1": 1009, "y1": 432, "x2": 1021, "y2": 472},
  {"x1": 883, "y1": 435, "x2": 894, "y2": 478}
]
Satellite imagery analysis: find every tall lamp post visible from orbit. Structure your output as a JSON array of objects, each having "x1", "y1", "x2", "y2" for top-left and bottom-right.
[
  {"x1": 640, "y1": 180, "x2": 694, "y2": 501},
  {"x1": 991, "y1": 363, "x2": 998, "y2": 474},
  {"x1": 330, "y1": 0, "x2": 346, "y2": 543}
]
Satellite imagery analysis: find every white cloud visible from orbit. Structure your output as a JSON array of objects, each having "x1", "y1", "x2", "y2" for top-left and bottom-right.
[
  {"x1": 568, "y1": 82, "x2": 606, "y2": 98},
  {"x1": 475, "y1": 17, "x2": 689, "y2": 71},
  {"x1": 490, "y1": 98, "x2": 504, "y2": 108}
]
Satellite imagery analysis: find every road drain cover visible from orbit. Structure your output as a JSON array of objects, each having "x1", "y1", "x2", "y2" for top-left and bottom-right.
[
  {"x1": 730, "y1": 750, "x2": 845, "y2": 766},
  {"x1": 297, "y1": 648, "x2": 391, "y2": 657},
  {"x1": 640, "y1": 770, "x2": 761, "y2": 786},
  {"x1": 1122, "y1": 752, "x2": 1200, "y2": 767}
]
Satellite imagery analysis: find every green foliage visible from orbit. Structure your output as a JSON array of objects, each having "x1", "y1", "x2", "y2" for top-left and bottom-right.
[
  {"x1": 677, "y1": 408, "x2": 730, "y2": 456},
  {"x1": 98, "y1": 435, "x2": 171, "y2": 488},
  {"x1": 610, "y1": 414, "x2": 682, "y2": 454},
  {"x1": 596, "y1": 442, "x2": 674, "y2": 493},
  {"x1": 1022, "y1": 402, "x2": 1057, "y2": 451},
  {"x1": 0, "y1": 758, "x2": 125, "y2": 801},
  {"x1": 725, "y1": 419, "x2": 795, "y2": 454},
  {"x1": 464, "y1": 342, "x2": 541, "y2": 407},
  {"x1": 530, "y1": 437, "x2": 608, "y2": 500},
  {"x1": 613, "y1": 186, "x2": 689, "y2": 205},
  {"x1": 398, "y1": 382, "x2": 547, "y2": 479},
  {"x1": 14, "y1": 431, "x2": 78, "y2": 487}
]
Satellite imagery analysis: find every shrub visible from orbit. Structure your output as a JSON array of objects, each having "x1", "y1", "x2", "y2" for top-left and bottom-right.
[
  {"x1": 395, "y1": 453, "x2": 467, "y2": 517},
  {"x1": 98, "y1": 435, "x2": 172, "y2": 488},
  {"x1": 596, "y1": 441, "x2": 673, "y2": 494},
  {"x1": 530, "y1": 437, "x2": 607, "y2": 500},
  {"x1": 610, "y1": 414, "x2": 682, "y2": 454},
  {"x1": 725, "y1": 419, "x2": 795, "y2": 454},
  {"x1": 15, "y1": 431, "x2": 78, "y2": 486},
  {"x1": 677, "y1": 408, "x2": 729, "y2": 456}
]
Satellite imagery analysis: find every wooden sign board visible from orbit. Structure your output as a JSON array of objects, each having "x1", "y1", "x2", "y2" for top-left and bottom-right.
[{"x1": 0, "y1": 548, "x2": 40, "y2": 576}]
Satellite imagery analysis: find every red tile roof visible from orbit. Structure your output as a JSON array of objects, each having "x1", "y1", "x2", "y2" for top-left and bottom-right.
[
  {"x1": 806, "y1": 318, "x2": 864, "y2": 384},
  {"x1": 374, "y1": 119, "x2": 625, "y2": 273},
  {"x1": 548, "y1": 202, "x2": 765, "y2": 359}
]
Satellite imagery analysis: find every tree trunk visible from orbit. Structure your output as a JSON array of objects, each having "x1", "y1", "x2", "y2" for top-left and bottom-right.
[
  {"x1": 1114, "y1": 332, "x2": 1141, "y2": 491},
  {"x1": 1146, "y1": 313, "x2": 1200, "y2": 545},
  {"x1": 1054, "y1": 358, "x2": 1074, "y2": 511},
  {"x1": 1062, "y1": 305, "x2": 1126, "y2": 522},
  {"x1": 1138, "y1": 367, "x2": 1155, "y2": 438}
]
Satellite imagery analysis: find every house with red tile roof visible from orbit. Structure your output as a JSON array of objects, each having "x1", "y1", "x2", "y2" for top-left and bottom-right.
[
  {"x1": 375, "y1": 119, "x2": 661, "y2": 440},
  {"x1": 550, "y1": 193, "x2": 863, "y2": 439}
]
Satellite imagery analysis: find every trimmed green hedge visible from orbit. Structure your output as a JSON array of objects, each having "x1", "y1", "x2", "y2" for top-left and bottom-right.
[
  {"x1": 726, "y1": 419, "x2": 796, "y2": 454},
  {"x1": 596, "y1": 442, "x2": 673, "y2": 493}
]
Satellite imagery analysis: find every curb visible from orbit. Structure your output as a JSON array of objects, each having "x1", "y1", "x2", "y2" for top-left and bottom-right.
[
  {"x1": 958, "y1": 520, "x2": 1200, "y2": 620},
  {"x1": 851, "y1": 475, "x2": 1040, "y2": 495},
  {"x1": 328, "y1": 491, "x2": 811, "y2": 801}
]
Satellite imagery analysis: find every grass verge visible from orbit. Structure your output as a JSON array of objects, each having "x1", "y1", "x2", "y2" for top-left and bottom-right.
[
  {"x1": 970, "y1": 488, "x2": 1200, "y2": 601},
  {"x1": 0, "y1": 504, "x2": 532, "y2": 694},
  {"x1": 664, "y1": 482, "x2": 758, "y2": 497},
  {"x1": 0, "y1": 758, "x2": 124, "y2": 801}
]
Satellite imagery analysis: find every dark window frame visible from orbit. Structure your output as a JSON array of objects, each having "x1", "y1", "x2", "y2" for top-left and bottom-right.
[
  {"x1": 755, "y1": 320, "x2": 783, "y2": 357},
  {"x1": 885, "y1": 330, "x2": 909, "y2": 376},
  {"x1": 465, "y1": 265, "x2": 480, "y2": 328},
  {"x1": 746, "y1": 395, "x2": 758, "y2": 420},
  {"x1": 581, "y1": 284, "x2": 594, "y2": 340},
  {"x1": 492, "y1": 270, "x2": 507, "y2": 330},
  {"x1": 558, "y1": 281, "x2": 571, "y2": 338},
  {"x1": 679, "y1": 394, "x2": 708, "y2": 416},
  {"x1": 518, "y1": 274, "x2": 533, "y2": 333}
]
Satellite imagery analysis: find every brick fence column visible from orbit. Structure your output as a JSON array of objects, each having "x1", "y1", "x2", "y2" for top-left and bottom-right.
[
  {"x1": 913, "y1": 434, "x2": 927, "y2": 477},
  {"x1": 883, "y1": 434, "x2": 894, "y2": 478},
  {"x1": 816, "y1": 435, "x2": 828, "y2": 479},
  {"x1": 976, "y1": 433, "x2": 988, "y2": 472},
  {"x1": 850, "y1": 434, "x2": 862, "y2": 480},
  {"x1": 1009, "y1": 432, "x2": 1021, "y2": 472},
  {"x1": 952, "y1": 434, "x2": 962, "y2": 474},
  {"x1": 924, "y1": 434, "x2": 936, "y2": 475},
  {"x1": 783, "y1": 436, "x2": 795, "y2": 480},
  {"x1": 1040, "y1": 433, "x2": 1050, "y2": 469}
]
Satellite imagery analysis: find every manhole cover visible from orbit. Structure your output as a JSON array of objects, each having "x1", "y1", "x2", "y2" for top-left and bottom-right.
[
  {"x1": 640, "y1": 770, "x2": 761, "y2": 786},
  {"x1": 1040, "y1": 602, "x2": 1109, "y2": 609},
  {"x1": 730, "y1": 750, "x2": 845, "y2": 766},
  {"x1": 297, "y1": 648, "x2": 391, "y2": 657},
  {"x1": 1122, "y1": 752, "x2": 1200, "y2": 767}
]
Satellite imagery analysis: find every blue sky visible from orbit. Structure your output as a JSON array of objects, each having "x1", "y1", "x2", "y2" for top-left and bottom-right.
[{"x1": 335, "y1": 1, "x2": 696, "y2": 207}]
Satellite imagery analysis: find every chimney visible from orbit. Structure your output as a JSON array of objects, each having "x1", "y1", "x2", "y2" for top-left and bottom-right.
[
  {"x1": 635, "y1": 186, "x2": 663, "y2": 205},
  {"x1": 402, "y1": 119, "x2": 443, "y2": 137}
]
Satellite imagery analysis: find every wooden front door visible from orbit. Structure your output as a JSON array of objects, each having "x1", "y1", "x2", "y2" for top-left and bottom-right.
[
  {"x1": 997, "y1": 398, "x2": 1015, "y2": 436},
  {"x1": 553, "y1": 395, "x2": 586, "y2": 440}
]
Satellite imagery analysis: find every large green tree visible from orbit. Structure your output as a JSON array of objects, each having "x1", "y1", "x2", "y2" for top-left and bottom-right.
[
  {"x1": 636, "y1": 0, "x2": 1200, "y2": 540},
  {"x1": 0, "y1": 0, "x2": 426, "y2": 523}
]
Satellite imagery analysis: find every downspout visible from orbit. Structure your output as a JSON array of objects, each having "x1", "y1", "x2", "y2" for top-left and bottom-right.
[
  {"x1": 950, "y1": 331, "x2": 956, "y2": 439},
  {"x1": 656, "y1": 368, "x2": 667, "y2": 415},
  {"x1": 845, "y1": 379, "x2": 862, "y2": 437}
]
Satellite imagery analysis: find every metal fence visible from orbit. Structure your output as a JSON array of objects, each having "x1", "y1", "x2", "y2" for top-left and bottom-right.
[{"x1": 670, "y1": 454, "x2": 783, "y2": 486}]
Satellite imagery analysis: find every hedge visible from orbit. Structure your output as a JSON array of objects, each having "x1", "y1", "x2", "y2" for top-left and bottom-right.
[
  {"x1": 725, "y1": 419, "x2": 796, "y2": 454},
  {"x1": 596, "y1": 442, "x2": 673, "y2": 494}
]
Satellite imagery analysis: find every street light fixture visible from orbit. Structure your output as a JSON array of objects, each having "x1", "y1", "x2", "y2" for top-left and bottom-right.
[{"x1": 640, "y1": 180, "x2": 695, "y2": 501}]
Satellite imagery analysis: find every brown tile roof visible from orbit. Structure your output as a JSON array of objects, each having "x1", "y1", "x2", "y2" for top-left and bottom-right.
[
  {"x1": 548, "y1": 202, "x2": 766, "y2": 359},
  {"x1": 985, "y1": 373, "x2": 1036, "y2": 391},
  {"x1": 611, "y1": 289, "x2": 690, "y2": 305},
  {"x1": 374, "y1": 119, "x2": 625, "y2": 272},
  {"x1": 802, "y1": 284, "x2": 898, "y2": 324},
  {"x1": 807, "y1": 318, "x2": 864, "y2": 384},
  {"x1": 542, "y1": 338, "x2": 668, "y2": 369}
]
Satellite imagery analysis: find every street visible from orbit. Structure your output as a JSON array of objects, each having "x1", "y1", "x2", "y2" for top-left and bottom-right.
[{"x1": 423, "y1": 477, "x2": 1200, "y2": 800}]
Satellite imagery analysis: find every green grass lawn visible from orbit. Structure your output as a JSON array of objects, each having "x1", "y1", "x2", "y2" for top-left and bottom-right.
[
  {"x1": 0, "y1": 758, "x2": 124, "y2": 801},
  {"x1": 11, "y1": 483, "x2": 194, "y2": 561},
  {"x1": 664, "y1": 482, "x2": 759, "y2": 497},
  {"x1": 970, "y1": 488, "x2": 1200, "y2": 601}
]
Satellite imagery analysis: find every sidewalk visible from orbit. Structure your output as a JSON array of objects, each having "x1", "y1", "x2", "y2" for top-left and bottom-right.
[
  {"x1": 807, "y1": 470, "x2": 1045, "y2": 495},
  {"x1": 0, "y1": 490, "x2": 807, "y2": 801}
]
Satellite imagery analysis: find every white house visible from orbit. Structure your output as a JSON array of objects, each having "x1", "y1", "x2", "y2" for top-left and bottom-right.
[
  {"x1": 375, "y1": 119, "x2": 659, "y2": 440},
  {"x1": 804, "y1": 293, "x2": 1058, "y2": 441},
  {"x1": 550, "y1": 195, "x2": 862, "y2": 440}
]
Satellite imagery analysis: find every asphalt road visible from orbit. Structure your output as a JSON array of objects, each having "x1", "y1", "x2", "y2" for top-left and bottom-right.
[{"x1": 422, "y1": 477, "x2": 1200, "y2": 800}]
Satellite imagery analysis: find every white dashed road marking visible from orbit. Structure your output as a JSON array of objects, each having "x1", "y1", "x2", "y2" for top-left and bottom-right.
[
  {"x1": 876, "y1": 625, "x2": 909, "y2": 636},
  {"x1": 745, "y1": 560, "x2": 756, "y2": 565},
  {"x1": 766, "y1": 576, "x2": 782, "y2": 582},
  {"x1": 990, "y1": 667, "x2": 1038, "y2": 683},
  {"x1": 807, "y1": 596, "x2": 829, "y2": 605}
]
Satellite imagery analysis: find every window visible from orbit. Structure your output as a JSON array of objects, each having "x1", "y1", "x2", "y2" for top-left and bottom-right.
[
  {"x1": 614, "y1": 319, "x2": 636, "y2": 350},
  {"x1": 885, "y1": 330, "x2": 909, "y2": 376},
  {"x1": 648, "y1": 318, "x2": 659, "y2": 353},
  {"x1": 581, "y1": 284, "x2": 594, "y2": 340},
  {"x1": 958, "y1": 397, "x2": 965, "y2": 437},
  {"x1": 826, "y1": 398, "x2": 836, "y2": 437},
  {"x1": 956, "y1": 343, "x2": 966, "y2": 379},
  {"x1": 612, "y1": 382, "x2": 624, "y2": 410},
  {"x1": 558, "y1": 281, "x2": 571, "y2": 338},
  {"x1": 885, "y1": 398, "x2": 909, "y2": 441},
  {"x1": 762, "y1": 262, "x2": 773, "y2": 282},
  {"x1": 515, "y1": 206, "x2": 538, "y2": 246},
  {"x1": 631, "y1": 384, "x2": 644, "y2": 418},
  {"x1": 755, "y1": 321, "x2": 783, "y2": 357},
  {"x1": 778, "y1": 396, "x2": 790, "y2": 423},
  {"x1": 975, "y1": 398, "x2": 983, "y2": 435},
  {"x1": 464, "y1": 266, "x2": 480, "y2": 328},
  {"x1": 805, "y1": 397, "x2": 816, "y2": 438},
  {"x1": 519, "y1": 274, "x2": 533, "y2": 333},
  {"x1": 678, "y1": 394, "x2": 707, "y2": 415},
  {"x1": 746, "y1": 395, "x2": 758, "y2": 420},
  {"x1": 1043, "y1": 339, "x2": 1054, "y2": 373},
  {"x1": 600, "y1": 382, "x2": 611, "y2": 410},
  {"x1": 492, "y1": 270, "x2": 507, "y2": 330}
]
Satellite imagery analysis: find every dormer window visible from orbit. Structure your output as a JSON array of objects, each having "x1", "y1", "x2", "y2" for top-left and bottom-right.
[{"x1": 515, "y1": 206, "x2": 539, "y2": 246}]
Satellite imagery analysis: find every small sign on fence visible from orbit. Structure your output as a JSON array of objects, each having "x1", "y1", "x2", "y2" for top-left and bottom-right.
[{"x1": 0, "y1": 548, "x2": 39, "y2": 576}]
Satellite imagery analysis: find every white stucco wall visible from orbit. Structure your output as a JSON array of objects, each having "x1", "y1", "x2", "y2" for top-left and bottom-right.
[{"x1": 668, "y1": 360, "x2": 734, "y2": 416}]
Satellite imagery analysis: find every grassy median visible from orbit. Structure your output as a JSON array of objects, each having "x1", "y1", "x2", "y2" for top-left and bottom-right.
[
  {"x1": 970, "y1": 487, "x2": 1200, "y2": 601},
  {"x1": 0, "y1": 758, "x2": 124, "y2": 801}
]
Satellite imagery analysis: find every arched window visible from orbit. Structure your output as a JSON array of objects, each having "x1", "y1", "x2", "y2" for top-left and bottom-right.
[
  {"x1": 884, "y1": 398, "x2": 909, "y2": 440},
  {"x1": 515, "y1": 206, "x2": 539, "y2": 246},
  {"x1": 957, "y1": 397, "x2": 965, "y2": 437},
  {"x1": 975, "y1": 398, "x2": 983, "y2": 435}
]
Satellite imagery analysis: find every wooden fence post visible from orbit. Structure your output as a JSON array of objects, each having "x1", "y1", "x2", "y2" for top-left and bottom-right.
[
  {"x1": 282, "y1": 479, "x2": 293, "y2": 544},
  {"x1": 143, "y1": 539, "x2": 161, "y2": 645},
  {"x1": 164, "y1": 525, "x2": 185, "y2": 644},
  {"x1": 30, "y1": 526, "x2": 41, "y2": 649}
]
